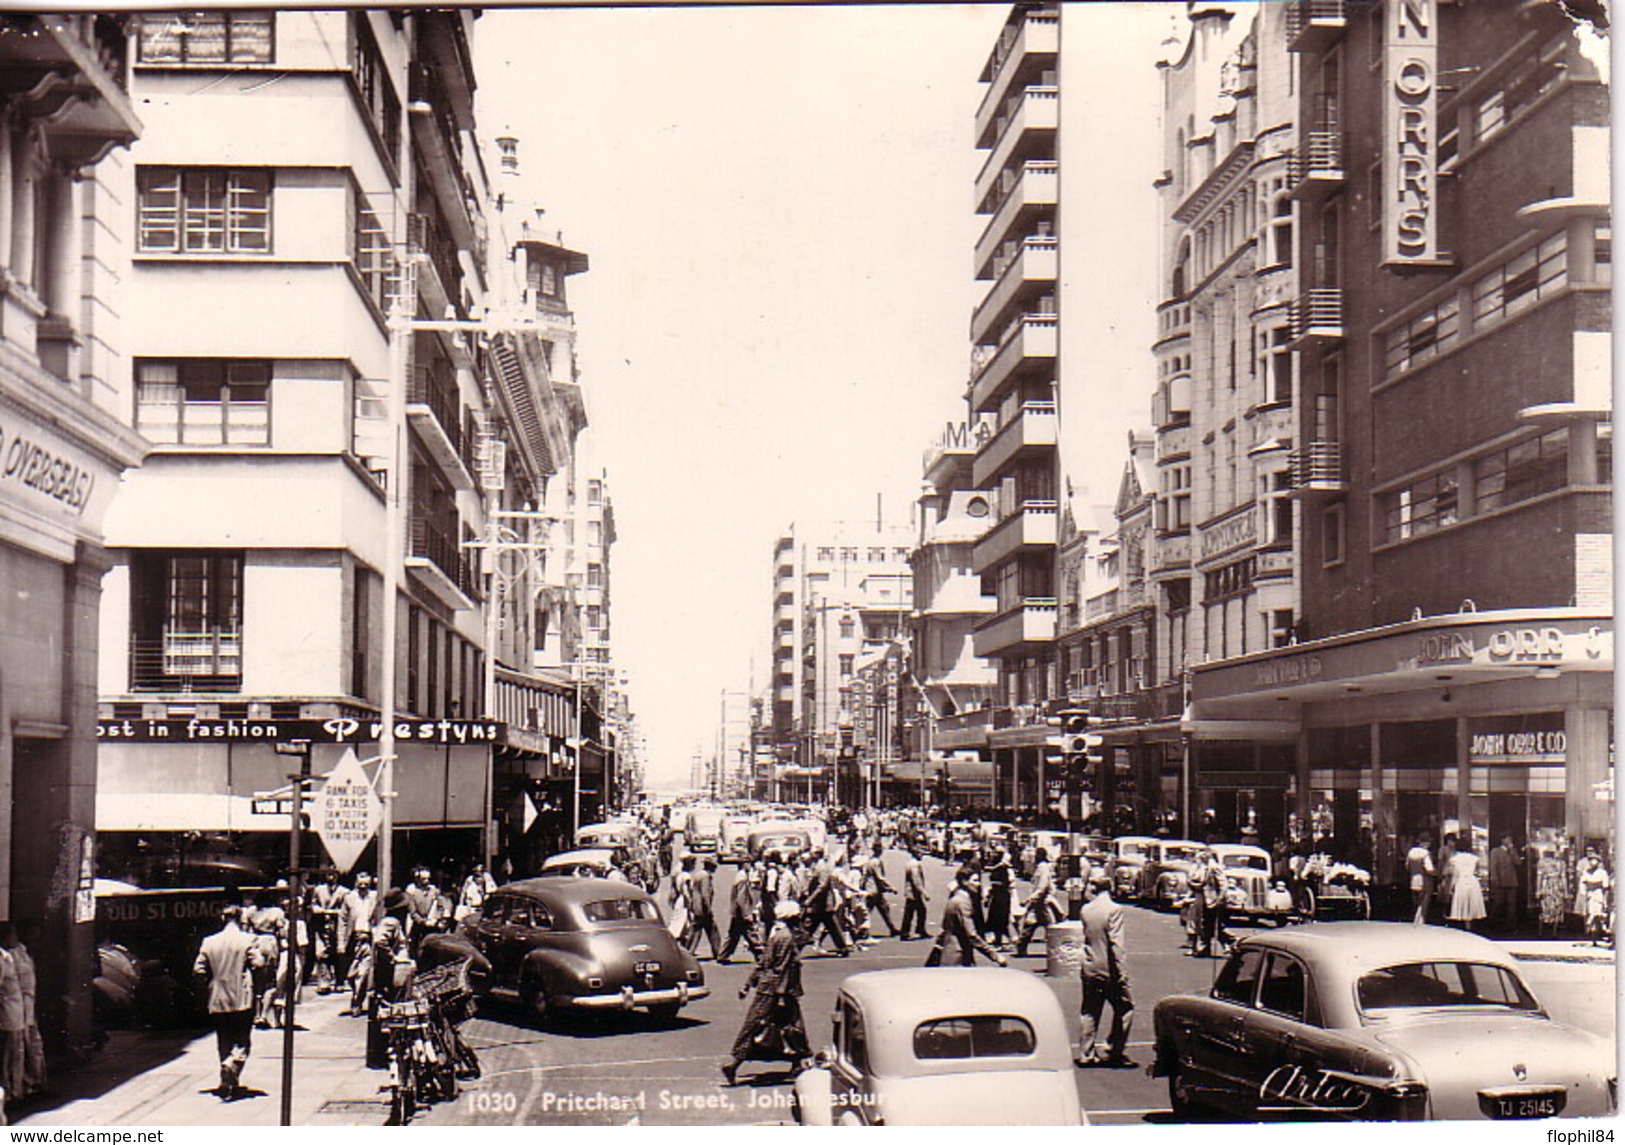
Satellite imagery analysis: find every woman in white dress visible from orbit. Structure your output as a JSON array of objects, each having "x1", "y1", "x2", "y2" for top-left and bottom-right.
[{"x1": 1447, "y1": 845, "x2": 1487, "y2": 931}]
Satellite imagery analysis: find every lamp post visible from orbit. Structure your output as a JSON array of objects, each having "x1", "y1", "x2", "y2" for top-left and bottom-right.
[{"x1": 272, "y1": 739, "x2": 312, "y2": 1127}]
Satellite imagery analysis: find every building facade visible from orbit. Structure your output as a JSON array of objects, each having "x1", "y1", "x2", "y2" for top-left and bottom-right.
[
  {"x1": 0, "y1": 12, "x2": 146, "y2": 1057},
  {"x1": 1187, "y1": 0, "x2": 1612, "y2": 878}
]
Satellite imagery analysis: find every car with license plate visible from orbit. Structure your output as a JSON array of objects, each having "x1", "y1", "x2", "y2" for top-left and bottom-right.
[
  {"x1": 1106, "y1": 835, "x2": 1158, "y2": 900},
  {"x1": 793, "y1": 967, "x2": 1086, "y2": 1126},
  {"x1": 421, "y1": 877, "x2": 708, "y2": 1025},
  {"x1": 1136, "y1": 838, "x2": 1203, "y2": 907},
  {"x1": 1152, "y1": 922, "x2": 1615, "y2": 1121}
]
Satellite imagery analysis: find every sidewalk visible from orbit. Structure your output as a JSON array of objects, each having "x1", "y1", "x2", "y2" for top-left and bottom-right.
[
  {"x1": 13, "y1": 991, "x2": 394, "y2": 1128},
  {"x1": 1500, "y1": 937, "x2": 1617, "y2": 965}
]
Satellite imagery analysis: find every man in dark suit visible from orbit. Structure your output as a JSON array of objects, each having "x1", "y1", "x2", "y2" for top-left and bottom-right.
[
  {"x1": 900, "y1": 846, "x2": 931, "y2": 940},
  {"x1": 1075, "y1": 872, "x2": 1133, "y2": 1068},
  {"x1": 685, "y1": 855, "x2": 723, "y2": 960},
  {"x1": 193, "y1": 905, "x2": 268, "y2": 1100}
]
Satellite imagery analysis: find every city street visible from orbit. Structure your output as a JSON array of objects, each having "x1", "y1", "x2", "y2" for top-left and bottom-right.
[{"x1": 410, "y1": 852, "x2": 1616, "y2": 1127}]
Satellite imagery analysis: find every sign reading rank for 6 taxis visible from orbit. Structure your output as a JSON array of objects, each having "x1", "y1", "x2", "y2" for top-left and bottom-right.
[{"x1": 315, "y1": 748, "x2": 383, "y2": 872}]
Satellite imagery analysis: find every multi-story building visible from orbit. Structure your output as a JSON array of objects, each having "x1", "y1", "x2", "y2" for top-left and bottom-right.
[
  {"x1": 967, "y1": 1, "x2": 1064, "y2": 810},
  {"x1": 1187, "y1": 0, "x2": 1612, "y2": 876},
  {"x1": 0, "y1": 11, "x2": 145, "y2": 1057},
  {"x1": 765, "y1": 521, "x2": 913, "y2": 801},
  {"x1": 96, "y1": 11, "x2": 507, "y2": 882},
  {"x1": 904, "y1": 416, "x2": 999, "y2": 806}
]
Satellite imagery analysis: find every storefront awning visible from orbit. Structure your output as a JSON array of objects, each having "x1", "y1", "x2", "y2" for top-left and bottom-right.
[{"x1": 1178, "y1": 715, "x2": 1301, "y2": 742}]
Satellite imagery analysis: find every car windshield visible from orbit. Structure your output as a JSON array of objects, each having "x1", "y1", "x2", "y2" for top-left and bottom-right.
[
  {"x1": 1223, "y1": 853, "x2": 1269, "y2": 870},
  {"x1": 913, "y1": 1015, "x2": 1037, "y2": 1060},
  {"x1": 1164, "y1": 845, "x2": 1200, "y2": 862},
  {"x1": 1119, "y1": 843, "x2": 1148, "y2": 859},
  {"x1": 1356, "y1": 961, "x2": 1541, "y2": 1017},
  {"x1": 582, "y1": 898, "x2": 659, "y2": 924}
]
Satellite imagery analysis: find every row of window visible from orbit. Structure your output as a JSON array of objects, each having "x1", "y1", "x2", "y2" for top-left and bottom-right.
[{"x1": 813, "y1": 546, "x2": 910, "y2": 564}]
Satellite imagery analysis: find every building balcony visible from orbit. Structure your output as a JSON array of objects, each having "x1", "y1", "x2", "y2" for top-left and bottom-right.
[
  {"x1": 1286, "y1": 0, "x2": 1346, "y2": 54},
  {"x1": 408, "y1": 209, "x2": 465, "y2": 322},
  {"x1": 971, "y1": 238, "x2": 1057, "y2": 346},
  {"x1": 969, "y1": 314, "x2": 1058, "y2": 413},
  {"x1": 407, "y1": 62, "x2": 477, "y2": 254},
  {"x1": 1289, "y1": 288, "x2": 1343, "y2": 346},
  {"x1": 1256, "y1": 545, "x2": 1294, "y2": 581},
  {"x1": 407, "y1": 367, "x2": 476, "y2": 492},
  {"x1": 0, "y1": 15, "x2": 140, "y2": 168},
  {"x1": 1289, "y1": 130, "x2": 1344, "y2": 201},
  {"x1": 1155, "y1": 299, "x2": 1192, "y2": 346},
  {"x1": 975, "y1": 10, "x2": 1060, "y2": 149},
  {"x1": 972, "y1": 401, "x2": 1057, "y2": 487},
  {"x1": 1290, "y1": 440, "x2": 1345, "y2": 492},
  {"x1": 974, "y1": 87, "x2": 1058, "y2": 209},
  {"x1": 973, "y1": 598, "x2": 1057, "y2": 659},
  {"x1": 972, "y1": 500, "x2": 1058, "y2": 572},
  {"x1": 975, "y1": 161, "x2": 1058, "y2": 277},
  {"x1": 408, "y1": 515, "x2": 477, "y2": 610},
  {"x1": 1153, "y1": 375, "x2": 1192, "y2": 432}
]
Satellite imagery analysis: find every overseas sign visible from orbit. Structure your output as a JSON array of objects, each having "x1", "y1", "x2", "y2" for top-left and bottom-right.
[
  {"x1": 314, "y1": 749, "x2": 382, "y2": 872},
  {"x1": 1383, "y1": 0, "x2": 1439, "y2": 264}
]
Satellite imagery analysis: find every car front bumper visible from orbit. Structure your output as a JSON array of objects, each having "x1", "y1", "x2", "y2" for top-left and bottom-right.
[{"x1": 567, "y1": 982, "x2": 711, "y2": 1010}]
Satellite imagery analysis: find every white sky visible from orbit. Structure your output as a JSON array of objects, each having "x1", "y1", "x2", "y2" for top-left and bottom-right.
[{"x1": 476, "y1": 3, "x2": 1170, "y2": 789}]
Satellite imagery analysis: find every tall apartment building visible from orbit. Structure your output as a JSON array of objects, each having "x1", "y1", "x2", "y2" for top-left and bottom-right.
[
  {"x1": 0, "y1": 12, "x2": 145, "y2": 1056},
  {"x1": 1188, "y1": 0, "x2": 1612, "y2": 873},
  {"x1": 967, "y1": 2, "x2": 1064, "y2": 809},
  {"x1": 765, "y1": 522, "x2": 913, "y2": 799},
  {"x1": 94, "y1": 11, "x2": 526, "y2": 883}
]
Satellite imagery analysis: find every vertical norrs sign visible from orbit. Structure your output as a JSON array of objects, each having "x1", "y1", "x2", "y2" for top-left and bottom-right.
[
  {"x1": 1384, "y1": 0, "x2": 1439, "y2": 265},
  {"x1": 315, "y1": 748, "x2": 383, "y2": 872}
]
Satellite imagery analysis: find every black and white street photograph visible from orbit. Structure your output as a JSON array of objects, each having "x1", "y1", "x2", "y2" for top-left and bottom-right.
[{"x1": 0, "y1": 0, "x2": 1615, "y2": 1137}]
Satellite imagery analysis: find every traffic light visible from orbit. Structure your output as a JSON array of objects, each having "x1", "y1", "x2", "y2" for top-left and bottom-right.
[{"x1": 1061, "y1": 712, "x2": 1106, "y2": 765}]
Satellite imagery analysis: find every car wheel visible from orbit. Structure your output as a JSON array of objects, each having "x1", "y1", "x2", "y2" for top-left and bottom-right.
[
  {"x1": 520, "y1": 977, "x2": 550, "y2": 1026},
  {"x1": 1167, "y1": 1059, "x2": 1199, "y2": 1120}
]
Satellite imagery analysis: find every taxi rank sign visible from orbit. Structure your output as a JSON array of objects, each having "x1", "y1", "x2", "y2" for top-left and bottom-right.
[
  {"x1": 1384, "y1": 0, "x2": 1440, "y2": 265},
  {"x1": 314, "y1": 748, "x2": 382, "y2": 873}
]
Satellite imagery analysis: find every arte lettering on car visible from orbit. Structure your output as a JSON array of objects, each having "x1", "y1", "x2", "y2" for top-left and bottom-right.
[{"x1": 1258, "y1": 1064, "x2": 1375, "y2": 1114}]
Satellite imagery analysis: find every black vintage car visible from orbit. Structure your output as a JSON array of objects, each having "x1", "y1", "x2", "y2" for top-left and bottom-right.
[{"x1": 421, "y1": 877, "x2": 707, "y2": 1025}]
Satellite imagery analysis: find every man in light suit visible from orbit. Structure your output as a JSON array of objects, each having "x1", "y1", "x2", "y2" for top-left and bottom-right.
[
  {"x1": 193, "y1": 905, "x2": 268, "y2": 1100},
  {"x1": 1075, "y1": 872, "x2": 1133, "y2": 1069}
]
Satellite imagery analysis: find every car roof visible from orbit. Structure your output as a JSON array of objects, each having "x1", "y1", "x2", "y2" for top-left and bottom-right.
[
  {"x1": 540, "y1": 849, "x2": 618, "y2": 866},
  {"x1": 495, "y1": 876, "x2": 652, "y2": 904},
  {"x1": 841, "y1": 967, "x2": 1064, "y2": 1020},
  {"x1": 1238, "y1": 921, "x2": 1523, "y2": 972},
  {"x1": 1213, "y1": 843, "x2": 1270, "y2": 857}
]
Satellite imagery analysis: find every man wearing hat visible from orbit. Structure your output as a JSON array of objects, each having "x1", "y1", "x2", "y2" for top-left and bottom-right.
[
  {"x1": 1075, "y1": 873, "x2": 1133, "y2": 1068},
  {"x1": 721, "y1": 899, "x2": 810, "y2": 1086}
]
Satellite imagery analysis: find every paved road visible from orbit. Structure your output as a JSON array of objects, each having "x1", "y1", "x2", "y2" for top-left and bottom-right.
[{"x1": 417, "y1": 850, "x2": 1615, "y2": 1127}]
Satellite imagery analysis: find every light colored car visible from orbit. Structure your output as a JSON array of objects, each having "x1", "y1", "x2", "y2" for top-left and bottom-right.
[
  {"x1": 537, "y1": 848, "x2": 627, "y2": 880},
  {"x1": 1211, "y1": 843, "x2": 1290, "y2": 923},
  {"x1": 1137, "y1": 839, "x2": 1203, "y2": 907},
  {"x1": 794, "y1": 967, "x2": 1086, "y2": 1126},
  {"x1": 718, "y1": 814, "x2": 757, "y2": 862},
  {"x1": 1152, "y1": 922, "x2": 1616, "y2": 1121},
  {"x1": 1107, "y1": 835, "x2": 1157, "y2": 900},
  {"x1": 683, "y1": 806, "x2": 728, "y2": 852}
]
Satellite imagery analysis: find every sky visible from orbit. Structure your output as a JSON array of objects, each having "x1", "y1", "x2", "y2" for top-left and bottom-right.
[{"x1": 475, "y1": 3, "x2": 1170, "y2": 789}]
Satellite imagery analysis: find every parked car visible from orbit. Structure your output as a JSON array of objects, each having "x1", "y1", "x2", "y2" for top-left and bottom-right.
[
  {"x1": 793, "y1": 967, "x2": 1086, "y2": 1126},
  {"x1": 1137, "y1": 839, "x2": 1203, "y2": 907},
  {"x1": 1211, "y1": 843, "x2": 1290, "y2": 924},
  {"x1": 537, "y1": 848, "x2": 629, "y2": 880},
  {"x1": 422, "y1": 877, "x2": 708, "y2": 1024},
  {"x1": 1152, "y1": 922, "x2": 1616, "y2": 1121},
  {"x1": 1106, "y1": 836, "x2": 1158, "y2": 900}
]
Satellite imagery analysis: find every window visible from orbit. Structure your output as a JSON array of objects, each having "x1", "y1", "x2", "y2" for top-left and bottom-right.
[
  {"x1": 352, "y1": 14, "x2": 401, "y2": 159},
  {"x1": 1321, "y1": 503, "x2": 1345, "y2": 567},
  {"x1": 581, "y1": 896, "x2": 657, "y2": 923},
  {"x1": 868, "y1": 547, "x2": 886, "y2": 563},
  {"x1": 1258, "y1": 954, "x2": 1309, "y2": 1021},
  {"x1": 839, "y1": 1002, "x2": 869, "y2": 1072},
  {"x1": 839, "y1": 617, "x2": 855, "y2": 639},
  {"x1": 839, "y1": 655, "x2": 854, "y2": 678},
  {"x1": 1475, "y1": 427, "x2": 1570, "y2": 513},
  {"x1": 1356, "y1": 961, "x2": 1539, "y2": 1016},
  {"x1": 1204, "y1": 557, "x2": 1255, "y2": 601},
  {"x1": 136, "y1": 360, "x2": 271, "y2": 445},
  {"x1": 1383, "y1": 469, "x2": 1459, "y2": 543},
  {"x1": 136, "y1": 12, "x2": 273, "y2": 64},
  {"x1": 1383, "y1": 296, "x2": 1460, "y2": 378},
  {"x1": 587, "y1": 562, "x2": 604, "y2": 589},
  {"x1": 1270, "y1": 609, "x2": 1296, "y2": 649},
  {"x1": 130, "y1": 551, "x2": 244, "y2": 690},
  {"x1": 587, "y1": 480, "x2": 603, "y2": 506},
  {"x1": 912, "y1": 1016, "x2": 1036, "y2": 1060},
  {"x1": 1212, "y1": 948, "x2": 1264, "y2": 1005},
  {"x1": 352, "y1": 193, "x2": 397, "y2": 313},
  {"x1": 816, "y1": 547, "x2": 835, "y2": 561},
  {"x1": 1474, "y1": 36, "x2": 1567, "y2": 147},
  {"x1": 1471, "y1": 233, "x2": 1567, "y2": 332},
  {"x1": 351, "y1": 565, "x2": 373, "y2": 700},
  {"x1": 138, "y1": 168, "x2": 271, "y2": 253}
]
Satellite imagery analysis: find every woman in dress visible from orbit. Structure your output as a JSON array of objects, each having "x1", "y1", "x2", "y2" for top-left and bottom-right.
[
  {"x1": 1576, "y1": 852, "x2": 1612, "y2": 946},
  {"x1": 1446, "y1": 844, "x2": 1487, "y2": 932},
  {"x1": 1536, "y1": 848, "x2": 1567, "y2": 939},
  {"x1": 721, "y1": 899, "x2": 809, "y2": 1087}
]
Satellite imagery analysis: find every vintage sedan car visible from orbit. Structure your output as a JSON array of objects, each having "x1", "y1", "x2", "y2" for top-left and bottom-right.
[
  {"x1": 1106, "y1": 835, "x2": 1158, "y2": 900},
  {"x1": 1137, "y1": 839, "x2": 1203, "y2": 907},
  {"x1": 422, "y1": 877, "x2": 708, "y2": 1024},
  {"x1": 537, "y1": 848, "x2": 628, "y2": 880},
  {"x1": 574, "y1": 824, "x2": 655, "y2": 889},
  {"x1": 1152, "y1": 922, "x2": 1615, "y2": 1121},
  {"x1": 718, "y1": 814, "x2": 758, "y2": 863},
  {"x1": 1212, "y1": 843, "x2": 1290, "y2": 923},
  {"x1": 794, "y1": 967, "x2": 1086, "y2": 1126},
  {"x1": 746, "y1": 820, "x2": 816, "y2": 862}
]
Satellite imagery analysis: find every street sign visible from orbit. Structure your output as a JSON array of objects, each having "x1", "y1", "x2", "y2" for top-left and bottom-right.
[{"x1": 313, "y1": 748, "x2": 382, "y2": 872}]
